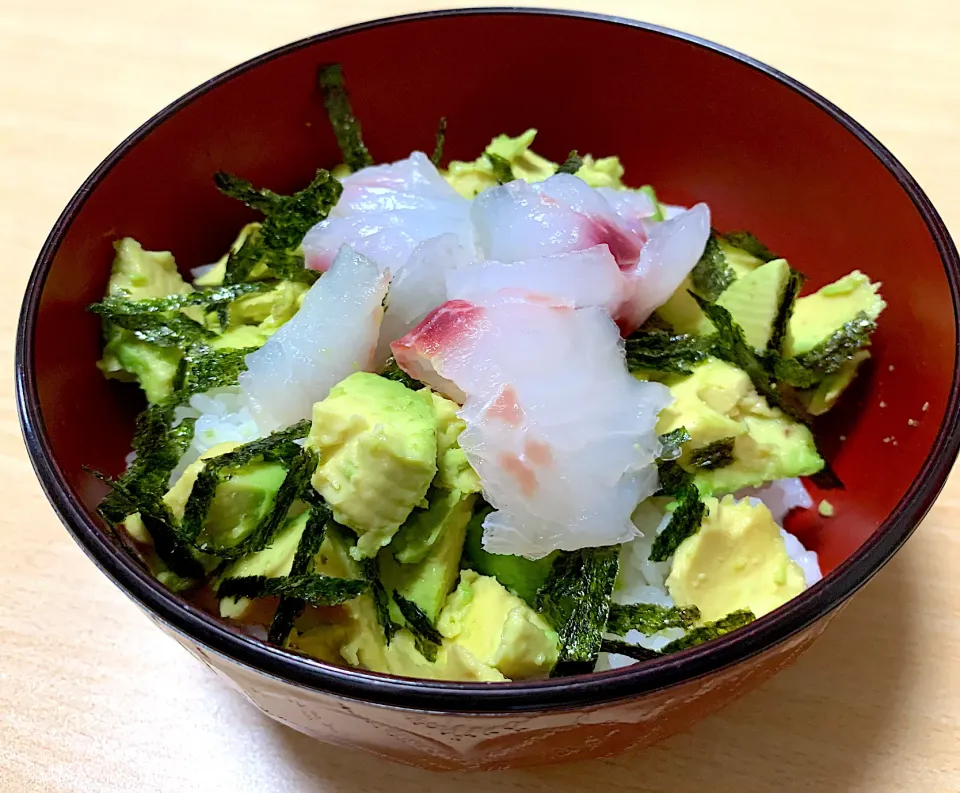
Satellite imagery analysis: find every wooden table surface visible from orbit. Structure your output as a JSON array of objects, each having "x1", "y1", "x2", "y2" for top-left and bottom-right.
[{"x1": 2, "y1": 1, "x2": 959, "y2": 790}]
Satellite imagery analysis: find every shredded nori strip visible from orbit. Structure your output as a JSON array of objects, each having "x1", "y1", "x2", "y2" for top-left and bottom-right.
[
  {"x1": 649, "y1": 482, "x2": 706, "y2": 562},
  {"x1": 624, "y1": 329, "x2": 714, "y2": 375},
  {"x1": 690, "y1": 235, "x2": 736, "y2": 301},
  {"x1": 485, "y1": 152, "x2": 515, "y2": 185},
  {"x1": 690, "y1": 292, "x2": 811, "y2": 424},
  {"x1": 88, "y1": 304, "x2": 213, "y2": 347},
  {"x1": 179, "y1": 422, "x2": 312, "y2": 558},
  {"x1": 655, "y1": 428, "x2": 693, "y2": 496},
  {"x1": 431, "y1": 116, "x2": 447, "y2": 167},
  {"x1": 598, "y1": 638, "x2": 661, "y2": 663},
  {"x1": 721, "y1": 231, "x2": 780, "y2": 262},
  {"x1": 217, "y1": 572, "x2": 367, "y2": 605},
  {"x1": 90, "y1": 282, "x2": 271, "y2": 318},
  {"x1": 176, "y1": 345, "x2": 256, "y2": 397},
  {"x1": 216, "y1": 169, "x2": 341, "y2": 284},
  {"x1": 266, "y1": 461, "x2": 332, "y2": 644},
  {"x1": 318, "y1": 63, "x2": 373, "y2": 172},
  {"x1": 607, "y1": 603, "x2": 701, "y2": 636},
  {"x1": 394, "y1": 592, "x2": 444, "y2": 662},
  {"x1": 363, "y1": 558, "x2": 399, "y2": 643},
  {"x1": 661, "y1": 609, "x2": 756, "y2": 653},
  {"x1": 380, "y1": 357, "x2": 422, "y2": 390},
  {"x1": 536, "y1": 546, "x2": 620, "y2": 676},
  {"x1": 768, "y1": 268, "x2": 806, "y2": 355},
  {"x1": 556, "y1": 150, "x2": 583, "y2": 175},
  {"x1": 687, "y1": 438, "x2": 736, "y2": 471}
]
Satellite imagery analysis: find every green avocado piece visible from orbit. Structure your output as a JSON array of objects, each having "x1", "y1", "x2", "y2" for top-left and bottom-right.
[
  {"x1": 193, "y1": 223, "x2": 260, "y2": 287},
  {"x1": 96, "y1": 238, "x2": 194, "y2": 404},
  {"x1": 216, "y1": 509, "x2": 310, "y2": 619},
  {"x1": 785, "y1": 270, "x2": 885, "y2": 357},
  {"x1": 164, "y1": 448, "x2": 289, "y2": 552},
  {"x1": 657, "y1": 358, "x2": 823, "y2": 494},
  {"x1": 713, "y1": 258, "x2": 791, "y2": 349},
  {"x1": 800, "y1": 349, "x2": 871, "y2": 415},
  {"x1": 430, "y1": 392, "x2": 481, "y2": 493},
  {"x1": 443, "y1": 128, "x2": 629, "y2": 199},
  {"x1": 381, "y1": 489, "x2": 476, "y2": 622},
  {"x1": 462, "y1": 505, "x2": 557, "y2": 606},
  {"x1": 308, "y1": 373, "x2": 438, "y2": 559},
  {"x1": 718, "y1": 238, "x2": 765, "y2": 279}
]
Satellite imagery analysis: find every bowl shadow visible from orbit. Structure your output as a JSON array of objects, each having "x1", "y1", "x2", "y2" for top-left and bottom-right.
[{"x1": 263, "y1": 548, "x2": 914, "y2": 792}]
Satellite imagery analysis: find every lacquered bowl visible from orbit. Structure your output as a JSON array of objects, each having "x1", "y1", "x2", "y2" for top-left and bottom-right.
[{"x1": 16, "y1": 9, "x2": 960, "y2": 772}]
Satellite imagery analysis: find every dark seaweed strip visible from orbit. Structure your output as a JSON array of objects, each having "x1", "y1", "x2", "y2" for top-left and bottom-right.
[
  {"x1": 318, "y1": 63, "x2": 373, "y2": 172},
  {"x1": 90, "y1": 282, "x2": 271, "y2": 318},
  {"x1": 177, "y1": 346, "x2": 256, "y2": 398},
  {"x1": 607, "y1": 603, "x2": 701, "y2": 636},
  {"x1": 394, "y1": 592, "x2": 443, "y2": 662},
  {"x1": 556, "y1": 151, "x2": 583, "y2": 175},
  {"x1": 598, "y1": 639, "x2": 661, "y2": 662},
  {"x1": 690, "y1": 235, "x2": 735, "y2": 301},
  {"x1": 655, "y1": 428, "x2": 693, "y2": 497},
  {"x1": 536, "y1": 546, "x2": 620, "y2": 676},
  {"x1": 721, "y1": 231, "x2": 780, "y2": 262},
  {"x1": 380, "y1": 357, "x2": 423, "y2": 390},
  {"x1": 216, "y1": 169, "x2": 341, "y2": 284},
  {"x1": 485, "y1": 152, "x2": 515, "y2": 185},
  {"x1": 687, "y1": 438, "x2": 736, "y2": 471},
  {"x1": 364, "y1": 558, "x2": 399, "y2": 644},
  {"x1": 431, "y1": 116, "x2": 447, "y2": 167},
  {"x1": 648, "y1": 482, "x2": 706, "y2": 562},
  {"x1": 661, "y1": 610, "x2": 756, "y2": 653},
  {"x1": 690, "y1": 292, "x2": 812, "y2": 425},
  {"x1": 809, "y1": 460, "x2": 846, "y2": 491},
  {"x1": 217, "y1": 573, "x2": 367, "y2": 605},
  {"x1": 768, "y1": 268, "x2": 806, "y2": 356},
  {"x1": 624, "y1": 329, "x2": 714, "y2": 375}
]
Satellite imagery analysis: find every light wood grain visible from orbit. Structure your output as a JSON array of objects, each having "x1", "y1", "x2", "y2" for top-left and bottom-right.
[{"x1": 1, "y1": 1, "x2": 959, "y2": 790}]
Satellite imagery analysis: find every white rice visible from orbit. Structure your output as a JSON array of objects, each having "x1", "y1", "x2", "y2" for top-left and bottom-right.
[{"x1": 169, "y1": 387, "x2": 264, "y2": 485}]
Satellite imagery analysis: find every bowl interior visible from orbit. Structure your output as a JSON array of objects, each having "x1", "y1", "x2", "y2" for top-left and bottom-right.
[{"x1": 21, "y1": 10, "x2": 959, "y2": 701}]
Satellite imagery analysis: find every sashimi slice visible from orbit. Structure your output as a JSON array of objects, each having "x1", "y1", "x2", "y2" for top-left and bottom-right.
[
  {"x1": 620, "y1": 202, "x2": 711, "y2": 329},
  {"x1": 301, "y1": 152, "x2": 476, "y2": 275},
  {"x1": 239, "y1": 245, "x2": 389, "y2": 432},
  {"x1": 471, "y1": 175, "x2": 643, "y2": 267},
  {"x1": 470, "y1": 173, "x2": 710, "y2": 332},
  {"x1": 375, "y1": 233, "x2": 473, "y2": 365},
  {"x1": 444, "y1": 245, "x2": 623, "y2": 314},
  {"x1": 391, "y1": 298, "x2": 671, "y2": 558}
]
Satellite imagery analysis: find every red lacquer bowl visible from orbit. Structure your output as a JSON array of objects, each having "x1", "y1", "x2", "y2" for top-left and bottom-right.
[{"x1": 16, "y1": 9, "x2": 960, "y2": 771}]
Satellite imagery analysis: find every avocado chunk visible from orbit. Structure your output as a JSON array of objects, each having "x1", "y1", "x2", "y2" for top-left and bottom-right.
[
  {"x1": 163, "y1": 441, "x2": 288, "y2": 552},
  {"x1": 657, "y1": 359, "x2": 823, "y2": 494},
  {"x1": 307, "y1": 373, "x2": 438, "y2": 559},
  {"x1": 380, "y1": 489, "x2": 476, "y2": 622},
  {"x1": 437, "y1": 570, "x2": 559, "y2": 680},
  {"x1": 713, "y1": 258, "x2": 791, "y2": 349},
  {"x1": 666, "y1": 495, "x2": 807, "y2": 621},
  {"x1": 96, "y1": 238, "x2": 194, "y2": 404},
  {"x1": 462, "y1": 505, "x2": 557, "y2": 606},
  {"x1": 800, "y1": 350, "x2": 871, "y2": 415},
  {"x1": 785, "y1": 270, "x2": 885, "y2": 357},
  {"x1": 443, "y1": 128, "x2": 629, "y2": 199},
  {"x1": 216, "y1": 509, "x2": 310, "y2": 619},
  {"x1": 430, "y1": 392, "x2": 481, "y2": 493},
  {"x1": 718, "y1": 238, "x2": 765, "y2": 279}
]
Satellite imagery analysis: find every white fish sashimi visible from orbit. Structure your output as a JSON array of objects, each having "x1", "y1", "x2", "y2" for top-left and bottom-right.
[
  {"x1": 239, "y1": 246, "x2": 389, "y2": 432},
  {"x1": 391, "y1": 296, "x2": 671, "y2": 559},
  {"x1": 470, "y1": 173, "x2": 710, "y2": 332},
  {"x1": 444, "y1": 245, "x2": 624, "y2": 314},
  {"x1": 621, "y1": 202, "x2": 711, "y2": 329},
  {"x1": 375, "y1": 233, "x2": 473, "y2": 365},
  {"x1": 471, "y1": 175, "x2": 644, "y2": 268},
  {"x1": 301, "y1": 152, "x2": 476, "y2": 275}
]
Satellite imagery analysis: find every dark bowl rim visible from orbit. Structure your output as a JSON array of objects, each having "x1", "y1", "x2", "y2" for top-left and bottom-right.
[{"x1": 16, "y1": 7, "x2": 960, "y2": 715}]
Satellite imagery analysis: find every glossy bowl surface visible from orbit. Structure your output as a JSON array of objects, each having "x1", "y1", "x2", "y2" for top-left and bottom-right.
[{"x1": 16, "y1": 8, "x2": 960, "y2": 770}]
